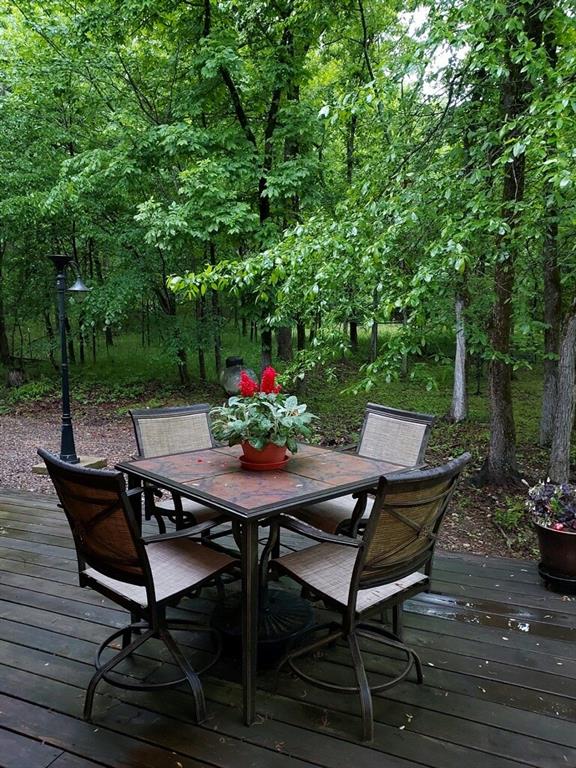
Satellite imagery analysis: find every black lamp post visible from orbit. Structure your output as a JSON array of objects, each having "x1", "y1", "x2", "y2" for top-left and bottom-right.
[{"x1": 48, "y1": 254, "x2": 90, "y2": 463}]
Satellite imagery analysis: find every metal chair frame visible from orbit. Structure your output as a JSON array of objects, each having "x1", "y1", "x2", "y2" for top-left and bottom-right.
[
  {"x1": 272, "y1": 453, "x2": 470, "y2": 742},
  {"x1": 38, "y1": 448, "x2": 235, "y2": 724}
]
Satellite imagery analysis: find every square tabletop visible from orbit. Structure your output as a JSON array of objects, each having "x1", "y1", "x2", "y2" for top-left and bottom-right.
[{"x1": 116, "y1": 444, "x2": 407, "y2": 520}]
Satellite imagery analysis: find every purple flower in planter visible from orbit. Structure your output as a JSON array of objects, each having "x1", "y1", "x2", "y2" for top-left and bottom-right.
[{"x1": 527, "y1": 481, "x2": 576, "y2": 530}]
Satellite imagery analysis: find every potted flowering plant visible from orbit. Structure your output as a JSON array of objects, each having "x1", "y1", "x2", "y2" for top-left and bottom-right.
[
  {"x1": 210, "y1": 367, "x2": 316, "y2": 469},
  {"x1": 527, "y1": 481, "x2": 576, "y2": 587}
]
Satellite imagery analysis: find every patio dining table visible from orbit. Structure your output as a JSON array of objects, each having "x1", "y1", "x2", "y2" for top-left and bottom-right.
[{"x1": 116, "y1": 443, "x2": 407, "y2": 726}]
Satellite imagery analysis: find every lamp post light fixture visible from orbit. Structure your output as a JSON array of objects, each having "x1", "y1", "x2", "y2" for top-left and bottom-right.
[{"x1": 48, "y1": 253, "x2": 90, "y2": 463}]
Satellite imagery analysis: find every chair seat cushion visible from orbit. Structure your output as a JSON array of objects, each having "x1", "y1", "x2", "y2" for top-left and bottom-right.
[
  {"x1": 84, "y1": 539, "x2": 235, "y2": 607},
  {"x1": 275, "y1": 543, "x2": 428, "y2": 613},
  {"x1": 294, "y1": 494, "x2": 373, "y2": 534},
  {"x1": 155, "y1": 496, "x2": 222, "y2": 523}
]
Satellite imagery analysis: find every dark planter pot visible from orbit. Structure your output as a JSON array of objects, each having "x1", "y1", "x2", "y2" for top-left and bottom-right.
[{"x1": 534, "y1": 522, "x2": 576, "y2": 592}]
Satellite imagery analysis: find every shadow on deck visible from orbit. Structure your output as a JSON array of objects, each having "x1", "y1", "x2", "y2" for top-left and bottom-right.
[{"x1": 0, "y1": 488, "x2": 575, "y2": 768}]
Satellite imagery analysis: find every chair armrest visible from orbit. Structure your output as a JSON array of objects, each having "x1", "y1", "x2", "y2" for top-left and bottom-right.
[
  {"x1": 143, "y1": 518, "x2": 222, "y2": 543},
  {"x1": 277, "y1": 514, "x2": 360, "y2": 547}
]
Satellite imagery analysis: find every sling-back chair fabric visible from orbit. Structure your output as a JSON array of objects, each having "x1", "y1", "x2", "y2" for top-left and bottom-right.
[
  {"x1": 276, "y1": 454, "x2": 470, "y2": 614},
  {"x1": 131, "y1": 405, "x2": 213, "y2": 459},
  {"x1": 292, "y1": 404, "x2": 435, "y2": 535},
  {"x1": 84, "y1": 538, "x2": 234, "y2": 607},
  {"x1": 130, "y1": 404, "x2": 221, "y2": 527},
  {"x1": 357, "y1": 458, "x2": 465, "y2": 589},
  {"x1": 294, "y1": 494, "x2": 358, "y2": 534},
  {"x1": 275, "y1": 542, "x2": 427, "y2": 613},
  {"x1": 39, "y1": 449, "x2": 144, "y2": 584},
  {"x1": 358, "y1": 405, "x2": 434, "y2": 467}
]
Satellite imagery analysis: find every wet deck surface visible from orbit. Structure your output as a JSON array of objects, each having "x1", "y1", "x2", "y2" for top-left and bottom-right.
[{"x1": 1, "y1": 488, "x2": 575, "y2": 768}]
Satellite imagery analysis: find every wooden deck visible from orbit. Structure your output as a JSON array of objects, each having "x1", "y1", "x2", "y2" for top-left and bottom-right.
[{"x1": 0, "y1": 487, "x2": 575, "y2": 768}]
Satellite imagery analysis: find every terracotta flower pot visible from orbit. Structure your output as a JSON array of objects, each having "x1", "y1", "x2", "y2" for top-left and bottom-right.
[
  {"x1": 534, "y1": 522, "x2": 576, "y2": 579},
  {"x1": 241, "y1": 441, "x2": 287, "y2": 468}
]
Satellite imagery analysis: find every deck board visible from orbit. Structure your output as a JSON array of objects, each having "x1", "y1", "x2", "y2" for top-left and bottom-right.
[{"x1": 1, "y1": 488, "x2": 574, "y2": 768}]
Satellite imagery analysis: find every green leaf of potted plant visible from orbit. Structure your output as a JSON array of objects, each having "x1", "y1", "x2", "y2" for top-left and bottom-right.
[{"x1": 210, "y1": 367, "x2": 317, "y2": 470}]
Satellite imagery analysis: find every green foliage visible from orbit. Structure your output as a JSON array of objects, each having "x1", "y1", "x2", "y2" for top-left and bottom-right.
[
  {"x1": 494, "y1": 499, "x2": 526, "y2": 532},
  {"x1": 5, "y1": 379, "x2": 57, "y2": 404},
  {"x1": 493, "y1": 496, "x2": 537, "y2": 554},
  {"x1": 0, "y1": 0, "x2": 575, "y2": 487},
  {"x1": 210, "y1": 393, "x2": 316, "y2": 453}
]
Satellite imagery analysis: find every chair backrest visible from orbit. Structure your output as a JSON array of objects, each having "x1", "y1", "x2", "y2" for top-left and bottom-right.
[
  {"x1": 38, "y1": 448, "x2": 146, "y2": 585},
  {"x1": 130, "y1": 404, "x2": 214, "y2": 458},
  {"x1": 357, "y1": 403, "x2": 435, "y2": 467},
  {"x1": 354, "y1": 453, "x2": 471, "y2": 593}
]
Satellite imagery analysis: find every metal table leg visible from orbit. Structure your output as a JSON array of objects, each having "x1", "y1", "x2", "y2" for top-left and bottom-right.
[{"x1": 241, "y1": 519, "x2": 259, "y2": 725}]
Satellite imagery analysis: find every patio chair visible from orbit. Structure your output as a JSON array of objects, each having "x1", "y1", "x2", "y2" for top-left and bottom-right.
[
  {"x1": 130, "y1": 404, "x2": 224, "y2": 532},
  {"x1": 38, "y1": 448, "x2": 237, "y2": 724},
  {"x1": 293, "y1": 403, "x2": 435, "y2": 536},
  {"x1": 272, "y1": 453, "x2": 470, "y2": 742}
]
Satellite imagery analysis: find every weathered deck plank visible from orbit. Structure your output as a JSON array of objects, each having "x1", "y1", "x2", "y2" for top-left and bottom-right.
[{"x1": 1, "y1": 488, "x2": 574, "y2": 768}]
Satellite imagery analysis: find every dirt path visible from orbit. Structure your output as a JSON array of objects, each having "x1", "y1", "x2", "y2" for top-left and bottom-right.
[{"x1": 0, "y1": 406, "x2": 134, "y2": 493}]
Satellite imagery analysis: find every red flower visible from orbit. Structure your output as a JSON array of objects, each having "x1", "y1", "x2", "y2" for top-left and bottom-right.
[
  {"x1": 239, "y1": 370, "x2": 259, "y2": 397},
  {"x1": 260, "y1": 366, "x2": 281, "y2": 394}
]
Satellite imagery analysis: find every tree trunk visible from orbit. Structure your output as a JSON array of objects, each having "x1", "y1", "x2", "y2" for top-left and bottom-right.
[
  {"x1": 198, "y1": 348, "x2": 206, "y2": 381},
  {"x1": 308, "y1": 322, "x2": 316, "y2": 345},
  {"x1": 350, "y1": 321, "x2": 359, "y2": 352},
  {"x1": 479, "y1": 2, "x2": 544, "y2": 484},
  {"x1": 177, "y1": 346, "x2": 190, "y2": 385},
  {"x1": 297, "y1": 321, "x2": 306, "y2": 351},
  {"x1": 261, "y1": 327, "x2": 273, "y2": 370},
  {"x1": 548, "y1": 303, "x2": 576, "y2": 483},
  {"x1": 197, "y1": 297, "x2": 207, "y2": 381},
  {"x1": 92, "y1": 326, "x2": 97, "y2": 363},
  {"x1": 66, "y1": 318, "x2": 76, "y2": 364},
  {"x1": 78, "y1": 316, "x2": 85, "y2": 364},
  {"x1": 209, "y1": 244, "x2": 223, "y2": 375},
  {"x1": 539, "y1": 220, "x2": 561, "y2": 445},
  {"x1": 43, "y1": 310, "x2": 57, "y2": 370},
  {"x1": 212, "y1": 290, "x2": 223, "y2": 376},
  {"x1": 370, "y1": 321, "x2": 378, "y2": 363},
  {"x1": 0, "y1": 251, "x2": 10, "y2": 365},
  {"x1": 481, "y1": 259, "x2": 518, "y2": 483},
  {"x1": 141, "y1": 296, "x2": 146, "y2": 348},
  {"x1": 105, "y1": 325, "x2": 113, "y2": 349},
  {"x1": 449, "y1": 292, "x2": 468, "y2": 422},
  {"x1": 474, "y1": 355, "x2": 482, "y2": 395},
  {"x1": 399, "y1": 308, "x2": 408, "y2": 377},
  {"x1": 276, "y1": 326, "x2": 293, "y2": 362},
  {"x1": 539, "y1": 22, "x2": 560, "y2": 447}
]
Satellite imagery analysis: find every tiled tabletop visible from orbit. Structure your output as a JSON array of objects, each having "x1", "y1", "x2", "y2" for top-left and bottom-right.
[{"x1": 117, "y1": 444, "x2": 406, "y2": 520}]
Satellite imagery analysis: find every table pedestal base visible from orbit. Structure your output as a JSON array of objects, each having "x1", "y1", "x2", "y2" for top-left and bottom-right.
[{"x1": 212, "y1": 587, "x2": 314, "y2": 666}]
